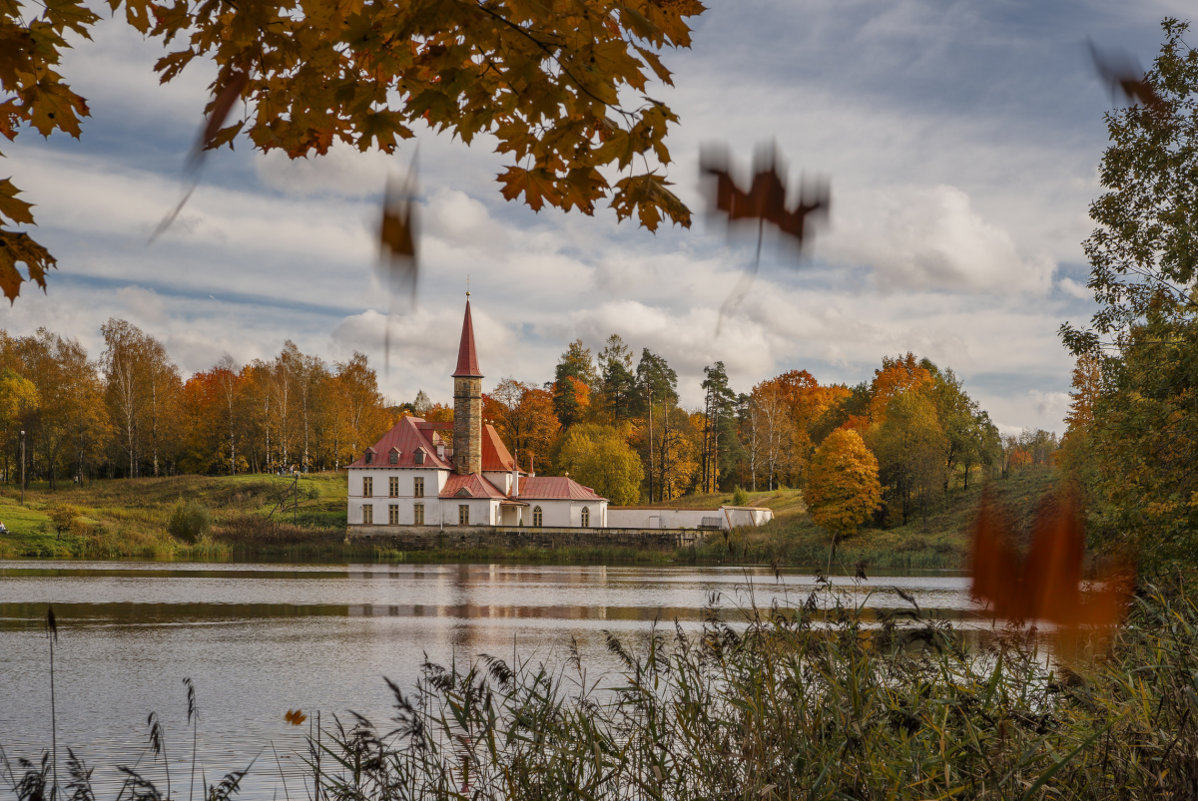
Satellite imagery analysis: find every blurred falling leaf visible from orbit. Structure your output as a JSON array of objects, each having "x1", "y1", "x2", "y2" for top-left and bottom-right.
[
  {"x1": 377, "y1": 156, "x2": 420, "y2": 371},
  {"x1": 1087, "y1": 39, "x2": 1168, "y2": 116},
  {"x1": 284, "y1": 709, "x2": 307, "y2": 726},
  {"x1": 970, "y1": 487, "x2": 1136, "y2": 655},
  {"x1": 700, "y1": 143, "x2": 829, "y2": 333},
  {"x1": 150, "y1": 67, "x2": 249, "y2": 243}
]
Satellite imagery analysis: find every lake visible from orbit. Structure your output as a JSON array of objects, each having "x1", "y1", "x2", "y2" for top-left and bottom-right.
[{"x1": 0, "y1": 560, "x2": 974, "y2": 799}]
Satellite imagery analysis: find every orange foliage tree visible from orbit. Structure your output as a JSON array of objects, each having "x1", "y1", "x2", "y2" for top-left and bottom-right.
[
  {"x1": 868, "y1": 353, "x2": 934, "y2": 423},
  {"x1": 805, "y1": 428, "x2": 882, "y2": 539},
  {"x1": 484, "y1": 378, "x2": 558, "y2": 472}
]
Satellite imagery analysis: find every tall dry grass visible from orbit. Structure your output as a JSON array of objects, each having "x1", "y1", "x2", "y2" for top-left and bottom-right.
[{"x1": 8, "y1": 575, "x2": 1198, "y2": 799}]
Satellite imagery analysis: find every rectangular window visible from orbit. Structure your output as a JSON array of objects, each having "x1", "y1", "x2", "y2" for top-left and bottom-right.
[
  {"x1": 458, "y1": 504, "x2": 469, "y2": 526},
  {"x1": 388, "y1": 504, "x2": 399, "y2": 525},
  {"x1": 363, "y1": 477, "x2": 373, "y2": 497},
  {"x1": 414, "y1": 503, "x2": 424, "y2": 526},
  {"x1": 362, "y1": 504, "x2": 373, "y2": 525},
  {"x1": 414, "y1": 477, "x2": 424, "y2": 498},
  {"x1": 389, "y1": 476, "x2": 399, "y2": 497}
]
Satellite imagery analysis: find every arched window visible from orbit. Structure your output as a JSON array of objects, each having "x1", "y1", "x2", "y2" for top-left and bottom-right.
[
  {"x1": 580, "y1": 506, "x2": 590, "y2": 527},
  {"x1": 533, "y1": 506, "x2": 543, "y2": 527}
]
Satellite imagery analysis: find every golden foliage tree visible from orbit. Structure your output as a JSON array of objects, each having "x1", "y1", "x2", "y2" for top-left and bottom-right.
[
  {"x1": 485, "y1": 378, "x2": 559, "y2": 471},
  {"x1": 868, "y1": 353, "x2": 934, "y2": 424},
  {"x1": 557, "y1": 422, "x2": 643, "y2": 505},
  {"x1": 805, "y1": 428, "x2": 881, "y2": 539},
  {"x1": 0, "y1": 0, "x2": 704, "y2": 300}
]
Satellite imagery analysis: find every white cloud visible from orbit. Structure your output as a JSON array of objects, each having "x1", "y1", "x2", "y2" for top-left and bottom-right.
[
  {"x1": 1058, "y1": 276, "x2": 1092, "y2": 300},
  {"x1": 825, "y1": 184, "x2": 1056, "y2": 293}
]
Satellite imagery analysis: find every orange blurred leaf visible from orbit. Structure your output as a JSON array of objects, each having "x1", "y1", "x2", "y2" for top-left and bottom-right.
[
  {"x1": 284, "y1": 708, "x2": 307, "y2": 726},
  {"x1": 969, "y1": 487, "x2": 1135, "y2": 651}
]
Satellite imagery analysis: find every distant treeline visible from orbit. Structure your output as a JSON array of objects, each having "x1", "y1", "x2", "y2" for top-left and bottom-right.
[{"x1": 0, "y1": 324, "x2": 1055, "y2": 522}]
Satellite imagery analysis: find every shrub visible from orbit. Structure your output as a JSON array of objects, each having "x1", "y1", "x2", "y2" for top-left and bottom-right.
[
  {"x1": 48, "y1": 504, "x2": 81, "y2": 539},
  {"x1": 731, "y1": 486, "x2": 749, "y2": 506},
  {"x1": 167, "y1": 500, "x2": 210, "y2": 543}
]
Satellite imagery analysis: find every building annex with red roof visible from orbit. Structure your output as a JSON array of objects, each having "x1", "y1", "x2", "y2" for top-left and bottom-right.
[{"x1": 347, "y1": 296, "x2": 609, "y2": 530}]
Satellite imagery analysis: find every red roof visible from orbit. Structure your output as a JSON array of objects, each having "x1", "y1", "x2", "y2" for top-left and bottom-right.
[
  {"x1": 452, "y1": 299, "x2": 483, "y2": 378},
  {"x1": 482, "y1": 424, "x2": 516, "y2": 471},
  {"x1": 440, "y1": 473, "x2": 508, "y2": 500},
  {"x1": 347, "y1": 416, "x2": 453, "y2": 469},
  {"x1": 516, "y1": 476, "x2": 606, "y2": 502}
]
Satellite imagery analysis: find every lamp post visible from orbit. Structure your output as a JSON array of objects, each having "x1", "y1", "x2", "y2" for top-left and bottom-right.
[{"x1": 19, "y1": 429, "x2": 25, "y2": 505}]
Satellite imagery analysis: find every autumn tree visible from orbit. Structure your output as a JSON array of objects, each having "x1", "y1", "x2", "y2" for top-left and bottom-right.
[
  {"x1": 0, "y1": 0, "x2": 703, "y2": 302},
  {"x1": 1057, "y1": 20, "x2": 1198, "y2": 557},
  {"x1": 413, "y1": 390, "x2": 433, "y2": 417},
  {"x1": 557, "y1": 422, "x2": 643, "y2": 505},
  {"x1": 552, "y1": 339, "x2": 597, "y2": 429},
  {"x1": 485, "y1": 379, "x2": 558, "y2": 471},
  {"x1": 806, "y1": 428, "x2": 882, "y2": 540},
  {"x1": 869, "y1": 353, "x2": 934, "y2": 424},
  {"x1": 746, "y1": 378, "x2": 796, "y2": 491},
  {"x1": 633, "y1": 348, "x2": 679, "y2": 500},
  {"x1": 699, "y1": 361, "x2": 738, "y2": 493},
  {"x1": 597, "y1": 334, "x2": 638, "y2": 422},
  {"x1": 101, "y1": 319, "x2": 181, "y2": 477},
  {"x1": 0, "y1": 366, "x2": 38, "y2": 483},
  {"x1": 652, "y1": 406, "x2": 699, "y2": 500},
  {"x1": 329, "y1": 352, "x2": 390, "y2": 469},
  {"x1": 1057, "y1": 352, "x2": 1102, "y2": 489},
  {"x1": 869, "y1": 387, "x2": 947, "y2": 526}
]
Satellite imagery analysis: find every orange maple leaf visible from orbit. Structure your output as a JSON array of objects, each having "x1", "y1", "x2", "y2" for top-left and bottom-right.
[
  {"x1": 284, "y1": 709, "x2": 307, "y2": 726},
  {"x1": 970, "y1": 487, "x2": 1135, "y2": 652}
]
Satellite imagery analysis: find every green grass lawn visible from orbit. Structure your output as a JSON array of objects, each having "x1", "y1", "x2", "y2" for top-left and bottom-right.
[
  {"x1": 0, "y1": 468, "x2": 1061, "y2": 569},
  {"x1": 683, "y1": 468, "x2": 1060, "y2": 573}
]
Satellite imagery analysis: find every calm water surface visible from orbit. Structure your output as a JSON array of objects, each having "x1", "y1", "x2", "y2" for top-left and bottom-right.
[{"x1": 0, "y1": 560, "x2": 973, "y2": 798}]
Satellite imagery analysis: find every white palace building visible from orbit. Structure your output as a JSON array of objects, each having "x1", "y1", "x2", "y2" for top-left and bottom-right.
[
  {"x1": 346, "y1": 297, "x2": 773, "y2": 533},
  {"x1": 347, "y1": 297, "x2": 609, "y2": 530}
]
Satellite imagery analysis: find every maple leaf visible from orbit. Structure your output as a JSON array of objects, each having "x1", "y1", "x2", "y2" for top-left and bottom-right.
[
  {"x1": 0, "y1": 179, "x2": 36, "y2": 226},
  {"x1": 701, "y1": 143, "x2": 830, "y2": 244},
  {"x1": 699, "y1": 143, "x2": 830, "y2": 333},
  {"x1": 969, "y1": 487, "x2": 1136, "y2": 654},
  {"x1": 1088, "y1": 39, "x2": 1169, "y2": 117},
  {"x1": 190, "y1": 67, "x2": 248, "y2": 170},
  {"x1": 0, "y1": 229, "x2": 56, "y2": 303},
  {"x1": 377, "y1": 161, "x2": 420, "y2": 370},
  {"x1": 498, "y1": 165, "x2": 560, "y2": 213},
  {"x1": 284, "y1": 709, "x2": 307, "y2": 726},
  {"x1": 26, "y1": 77, "x2": 90, "y2": 138},
  {"x1": 611, "y1": 173, "x2": 688, "y2": 231}
]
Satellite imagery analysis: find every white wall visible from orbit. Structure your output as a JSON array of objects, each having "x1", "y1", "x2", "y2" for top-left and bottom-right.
[
  {"x1": 348, "y1": 467, "x2": 450, "y2": 526},
  {"x1": 521, "y1": 499, "x2": 607, "y2": 528},
  {"x1": 606, "y1": 506, "x2": 773, "y2": 530}
]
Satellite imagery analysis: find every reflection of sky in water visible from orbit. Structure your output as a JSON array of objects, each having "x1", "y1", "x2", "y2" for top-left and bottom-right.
[{"x1": 0, "y1": 561, "x2": 979, "y2": 800}]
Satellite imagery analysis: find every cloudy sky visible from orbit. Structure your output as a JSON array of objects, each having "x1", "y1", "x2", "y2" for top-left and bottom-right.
[{"x1": 2, "y1": 1, "x2": 1190, "y2": 434}]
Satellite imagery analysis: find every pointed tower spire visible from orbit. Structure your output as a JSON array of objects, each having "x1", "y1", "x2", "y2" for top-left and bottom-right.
[
  {"x1": 452, "y1": 294, "x2": 483, "y2": 378},
  {"x1": 452, "y1": 293, "x2": 483, "y2": 474}
]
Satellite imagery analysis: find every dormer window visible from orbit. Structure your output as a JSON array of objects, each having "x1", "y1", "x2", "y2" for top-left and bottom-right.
[
  {"x1": 364, "y1": 450, "x2": 374, "y2": 464},
  {"x1": 414, "y1": 449, "x2": 424, "y2": 465},
  {"x1": 389, "y1": 448, "x2": 399, "y2": 465}
]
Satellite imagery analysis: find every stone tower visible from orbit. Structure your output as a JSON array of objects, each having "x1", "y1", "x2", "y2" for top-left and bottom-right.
[{"x1": 452, "y1": 295, "x2": 483, "y2": 475}]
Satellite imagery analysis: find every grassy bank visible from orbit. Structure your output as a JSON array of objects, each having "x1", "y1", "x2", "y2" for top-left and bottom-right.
[
  {"x1": 685, "y1": 467, "x2": 1058, "y2": 573},
  {"x1": 0, "y1": 468, "x2": 1059, "y2": 569}
]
